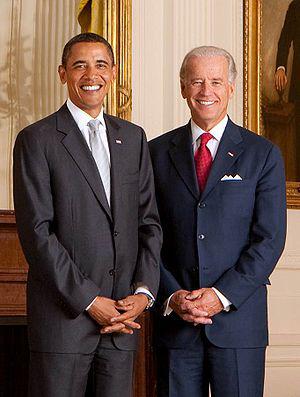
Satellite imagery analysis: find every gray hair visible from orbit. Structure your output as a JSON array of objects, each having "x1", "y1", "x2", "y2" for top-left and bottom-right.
[{"x1": 180, "y1": 46, "x2": 237, "y2": 84}]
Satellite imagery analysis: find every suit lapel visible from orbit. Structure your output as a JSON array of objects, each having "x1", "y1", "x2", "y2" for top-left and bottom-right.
[
  {"x1": 201, "y1": 119, "x2": 245, "y2": 201},
  {"x1": 104, "y1": 114, "x2": 123, "y2": 222},
  {"x1": 168, "y1": 123, "x2": 199, "y2": 200},
  {"x1": 57, "y1": 104, "x2": 112, "y2": 221}
]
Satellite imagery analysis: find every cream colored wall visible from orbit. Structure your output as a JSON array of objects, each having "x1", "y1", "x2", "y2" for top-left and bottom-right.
[
  {"x1": 132, "y1": 0, "x2": 243, "y2": 138},
  {"x1": 0, "y1": 0, "x2": 80, "y2": 209},
  {"x1": 266, "y1": 210, "x2": 300, "y2": 396},
  {"x1": 132, "y1": 1, "x2": 300, "y2": 396}
]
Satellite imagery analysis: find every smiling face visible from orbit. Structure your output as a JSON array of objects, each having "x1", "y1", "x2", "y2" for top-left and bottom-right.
[
  {"x1": 181, "y1": 55, "x2": 235, "y2": 131},
  {"x1": 58, "y1": 42, "x2": 116, "y2": 117}
]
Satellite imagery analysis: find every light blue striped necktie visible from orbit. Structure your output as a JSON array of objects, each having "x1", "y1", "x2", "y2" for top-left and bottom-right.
[{"x1": 88, "y1": 119, "x2": 111, "y2": 205}]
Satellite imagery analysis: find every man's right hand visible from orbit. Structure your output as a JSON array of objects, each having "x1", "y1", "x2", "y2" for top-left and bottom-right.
[
  {"x1": 170, "y1": 289, "x2": 212, "y2": 325},
  {"x1": 275, "y1": 68, "x2": 288, "y2": 92},
  {"x1": 87, "y1": 296, "x2": 140, "y2": 334}
]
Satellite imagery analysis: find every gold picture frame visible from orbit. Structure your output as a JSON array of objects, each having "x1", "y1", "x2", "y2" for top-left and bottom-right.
[
  {"x1": 244, "y1": 0, "x2": 300, "y2": 209},
  {"x1": 78, "y1": 0, "x2": 132, "y2": 120}
]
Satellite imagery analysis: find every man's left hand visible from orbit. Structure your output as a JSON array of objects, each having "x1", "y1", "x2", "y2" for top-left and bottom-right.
[
  {"x1": 185, "y1": 288, "x2": 223, "y2": 321},
  {"x1": 100, "y1": 294, "x2": 148, "y2": 334}
]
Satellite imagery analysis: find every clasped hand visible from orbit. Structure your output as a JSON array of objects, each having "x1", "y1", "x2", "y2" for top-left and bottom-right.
[
  {"x1": 87, "y1": 294, "x2": 148, "y2": 335},
  {"x1": 170, "y1": 288, "x2": 223, "y2": 325}
]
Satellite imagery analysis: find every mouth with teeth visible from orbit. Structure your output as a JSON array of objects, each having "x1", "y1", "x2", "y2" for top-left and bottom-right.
[
  {"x1": 195, "y1": 99, "x2": 215, "y2": 106},
  {"x1": 81, "y1": 84, "x2": 102, "y2": 92}
]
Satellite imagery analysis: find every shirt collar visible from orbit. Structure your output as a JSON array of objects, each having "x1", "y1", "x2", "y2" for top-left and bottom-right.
[
  {"x1": 191, "y1": 115, "x2": 228, "y2": 145},
  {"x1": 66, "y1": 98, "x2": 105, "y2": 132}
]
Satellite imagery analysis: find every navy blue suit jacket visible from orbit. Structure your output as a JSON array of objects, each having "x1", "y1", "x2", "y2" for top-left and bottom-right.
[{"x1": 149, "y1": 118, "x2": 286, "y2": 349}]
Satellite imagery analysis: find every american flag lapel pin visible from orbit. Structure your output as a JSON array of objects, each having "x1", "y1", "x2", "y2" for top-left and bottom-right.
[
  {"x1": 228, "y1": 151, "x2": 234, "y2": 157},
  {"x1": 115, "y1": 139, "x2": 122, "y2": 144}
]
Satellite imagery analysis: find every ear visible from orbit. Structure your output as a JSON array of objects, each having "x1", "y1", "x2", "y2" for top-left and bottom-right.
[
  {"x1": 112, "y1": 64, "x2": 117, "y2": 81},
  {"x1": 180, "y1": 80, "x2": 187, "y2": 99},
  {"x1": 58, "y1": 65, "x2": 67, "y2": 84},
  {"x1": 228, "y1": 81, "x2": 235, "y2": 99}
]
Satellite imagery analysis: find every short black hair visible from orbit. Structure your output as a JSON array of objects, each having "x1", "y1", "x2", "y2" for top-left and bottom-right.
[{"x1": 61, "y1": 33, "x2": 115, "y2": 67}]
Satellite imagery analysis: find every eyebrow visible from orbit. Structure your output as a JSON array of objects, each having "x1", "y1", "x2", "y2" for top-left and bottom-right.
[
  {"x1": 71, "y1": 59, "x2": 110, "y2": 67},
  {"x1": 191, "y1": 77, "x2": 224, "y2": 82}
]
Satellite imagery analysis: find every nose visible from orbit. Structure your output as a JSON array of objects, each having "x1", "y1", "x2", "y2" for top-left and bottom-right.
[
  {"x1": 200, "y1": 81, "x2": 212, "y2": 95},
  {"x1": 85, "y1": 65, "x2": 98, "y2": 80}
]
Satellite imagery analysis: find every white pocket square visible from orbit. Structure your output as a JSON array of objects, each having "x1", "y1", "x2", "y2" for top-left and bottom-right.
[{"x1": 221, "y1": 174, "x2": 243, "y2": 181}]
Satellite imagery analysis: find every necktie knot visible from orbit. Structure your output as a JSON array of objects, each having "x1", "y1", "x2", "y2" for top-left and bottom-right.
[
  {"x1": 88, "y1": 119, "x2": 101, "y2": 133},
  {"x1": 200, "y1": 132, "x2": 213, "y2": 146}
]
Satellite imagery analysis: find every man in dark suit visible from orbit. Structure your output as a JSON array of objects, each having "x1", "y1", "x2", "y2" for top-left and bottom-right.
[
  {"x1": 275, "y1": 0, "x2": 300, "y2": 175},
  {"x1": 149, "y1": 46, "x2": 286, "y2": 397},
  {"x1": 275, "y1": 0, "x2": 300, "y2": 104},
  {"x1": 13, "y1": 33, "x2": 162, "y2": 397}
]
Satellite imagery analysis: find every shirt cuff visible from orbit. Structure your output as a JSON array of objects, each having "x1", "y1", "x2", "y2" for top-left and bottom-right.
[
  {"x1": 163, "y1": 293, "x2": 175, "y2": 316},
  {"x1": 134, "y1": 286, "x2": 155, "y2": 301},
  {"x1": 277, "y1": 66, "x2": 286, "y2": 72},
  {"x1": 212, "y1": 287, "x2": 231, "y2": 312},
  {"x1": 85, "y1": 296, "x2": 97, "y2": 311}
]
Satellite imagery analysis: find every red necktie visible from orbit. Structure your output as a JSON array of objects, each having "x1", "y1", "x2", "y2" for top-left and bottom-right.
[{"x1": 194, "y1": 132, "x2": 213, "y2": 191}]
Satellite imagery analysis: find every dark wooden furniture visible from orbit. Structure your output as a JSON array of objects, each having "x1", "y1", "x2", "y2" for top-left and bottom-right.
[
  {"x1": 0, "y1": 210, "x2": 156, "y2": 397},
  {"x1": 0, "y1": 210, "x2": 27, "y2": 317}
]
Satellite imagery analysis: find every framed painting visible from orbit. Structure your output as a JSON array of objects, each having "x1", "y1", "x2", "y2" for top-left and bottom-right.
[
  {"x1": 78, "y1": 0, "x2": 132, "y2": 120},
  {"x1": 244, "y1": 0, "x2": 300, "y2": 208}
]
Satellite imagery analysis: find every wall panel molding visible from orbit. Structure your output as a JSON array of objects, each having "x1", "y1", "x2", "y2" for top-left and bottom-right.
[
  {"x1": 132, "y1": 0, "x2": 164, "y2": 136},
  {"x1": 277, "y1": 253, "x2": 300, "y2": 270},
  {"x1": 269, "y1": 333, "x2": 300, "y2": 346},
  {"x1": 266, "y1": 359, "x2": 300, "y2": 368}
]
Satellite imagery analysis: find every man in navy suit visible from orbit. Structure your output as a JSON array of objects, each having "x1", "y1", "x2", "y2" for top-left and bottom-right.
[{"x1": 149, "y1": 46, "x2": 286, "y2": 397}]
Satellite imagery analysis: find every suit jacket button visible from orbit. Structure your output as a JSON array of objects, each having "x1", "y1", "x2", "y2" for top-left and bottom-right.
[
  {"x1": 109, "y1": 269, "x2": 115, "y2": 276},
  {"x1": 198, "y1": 234, "x2": 205, "y2": 240},
  {"x1": 113, "y1": 231, "x2": 119, "y2": 237},
  {"x1": 199, "y1": 202, "x2": 206, "y2": 208},
  {"x1": 192, "y1": 266, "x2": 199, "y2": 272}
]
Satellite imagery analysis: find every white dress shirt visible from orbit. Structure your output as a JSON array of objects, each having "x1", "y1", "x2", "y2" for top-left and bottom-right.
[
  {"x1": 67, "y1": 99, "x2": 110, "y2": 162},
  {"x1": 164, "y1": 115, "x2": 232, "y2": 316},
  {"x1": 66, "y1": 99, "x2": 154, "y2": 310}
]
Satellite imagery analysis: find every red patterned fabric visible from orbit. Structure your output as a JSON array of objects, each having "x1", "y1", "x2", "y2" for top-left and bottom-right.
[{"x1": 194, "y1": 132, "x2": 213, "y2": 191}]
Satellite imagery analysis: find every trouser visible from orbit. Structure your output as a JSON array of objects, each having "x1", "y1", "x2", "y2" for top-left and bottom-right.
[
  {"x1": 157, "y1": 330, "x2": 266, "y2": 397},
  {"x1": 28, "y1": 335, "x2": 135, "y2": 397}
]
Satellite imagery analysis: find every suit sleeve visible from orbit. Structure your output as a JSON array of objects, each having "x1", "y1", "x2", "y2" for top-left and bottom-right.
[
  {"x1": 159, "y1": 259, "x2": 182, "y2": 299},
  {"x1": 213, "y1": 145, "x2": 287, "y2": 309},
  {"x1": 276, "y1": 2, "x2": 295, "y2": 70},
  {"x1": 132, "y1": 129, "x2": 162, "y2": 298},
  {"x1": 151, "y1": 259, "x2": 182, "y2": 308},
  {"x1": 13, "y1": 129, "x2": 100, "y2": 317}
]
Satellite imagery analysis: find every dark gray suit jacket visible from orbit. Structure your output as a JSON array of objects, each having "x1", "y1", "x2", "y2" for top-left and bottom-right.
[
  {"x1": 149, "y1": 118, "x2": 286, "y2": 349},
  {"x1": 13, "y1": 104, "x2": 162, "y2": 353}
]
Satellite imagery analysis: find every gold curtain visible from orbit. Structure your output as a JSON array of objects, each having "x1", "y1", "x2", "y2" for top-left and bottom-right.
[
  {"x1": 77, "y1": 0, "x2": 132, "y2": 120},
  {"x1": 0, "y1": 0, "x2": 81, "y2": 209}
]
